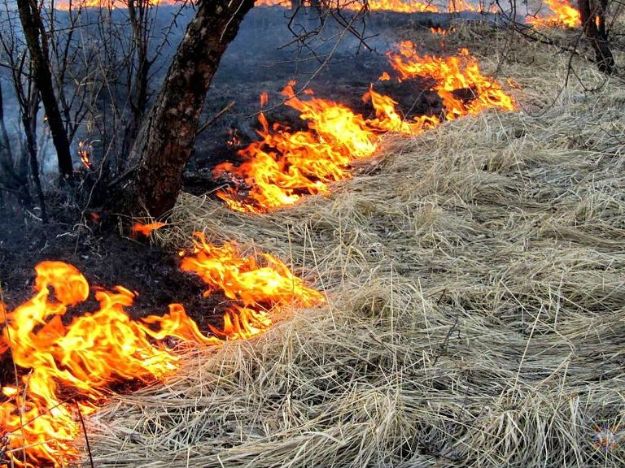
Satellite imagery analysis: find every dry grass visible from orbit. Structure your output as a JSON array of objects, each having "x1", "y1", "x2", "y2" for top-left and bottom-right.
[{"x1": 88, "y1": 25, "x2": 625, "y2": 466}]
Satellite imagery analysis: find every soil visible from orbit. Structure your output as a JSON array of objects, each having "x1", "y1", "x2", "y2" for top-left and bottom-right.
[
  {"x1": 0, "y1": 211, "x2": 227, "y2": 331},
  {"x1": 184, "y1": 8, "x2": 450, "y2": 194},
  {"x1": 0, "y1": 8, "x2": 469, "y2": 390}
]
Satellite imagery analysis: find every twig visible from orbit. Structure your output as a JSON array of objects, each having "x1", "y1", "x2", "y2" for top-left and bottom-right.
[
  {"x1": 196, "y1": 100, "x2": 236, "y2": 136},
  {"x1": 74, "y1": 401, "x2": 95, "y2": 468}
]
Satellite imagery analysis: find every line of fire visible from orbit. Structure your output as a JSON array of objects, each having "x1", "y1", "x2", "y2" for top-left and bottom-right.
[{"x1": 0, "y1": 0, "x2": 618, "y2": 466}]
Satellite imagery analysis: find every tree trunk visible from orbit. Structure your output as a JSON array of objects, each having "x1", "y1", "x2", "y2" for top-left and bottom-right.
[
  {"x1": 121, "y1": 0, "x2": 151, "y2": 162},
  {"x1": 0, "y1": 80, "x2": 32, "y2": 208},
  {"x1": 16, "y1": 0, "x2": 74, "y2": 177},
  {"x1": 22, "y1": 87, "x2": 48, "y2": 223},
  {"x1": 578, "y1": 0, "x2": 615, "y2": 74},
  {"x1": 120, "y1": 0, "x2": 254, "y2": 218},
  {"x1": 0, "y1": 81, "x2": 14, "y2": 171}
]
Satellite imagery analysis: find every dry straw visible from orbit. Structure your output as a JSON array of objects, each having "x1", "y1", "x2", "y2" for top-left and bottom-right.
[{"x1": 89, "y1": 23, "x2": 625, "y2": 466}]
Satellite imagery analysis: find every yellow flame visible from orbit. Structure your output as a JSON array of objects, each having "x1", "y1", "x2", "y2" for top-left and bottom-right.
[
  {"x1": 0, "y1": 235, "x2": 323, "y2": 466},
  {"x1": 527, "y1": 0, "x2": 581, "y2": 28},
  {"x1": 214, "y1": 41, "x2": 516, "y2": 213}
]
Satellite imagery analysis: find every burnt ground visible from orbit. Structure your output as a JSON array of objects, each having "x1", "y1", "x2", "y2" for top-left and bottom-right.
[
  {"x1": 0, "y1": 207, "x2": 239, "y2": 391},
  {"x1": 0, "y1": 211, "x2": 227, "y2": 330},
  {"x1": 0, "y1": 8, "x2": 489, "y2": 390},
  {"x1": 183, "y1": 8, "x2": 471, "y2": 193}
]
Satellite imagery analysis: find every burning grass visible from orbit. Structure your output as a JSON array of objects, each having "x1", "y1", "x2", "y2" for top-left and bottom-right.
[
  {"x1": 527, "y1": 0, "x2": 581, "y2": 28},
  {"x1": 214, "y1": 41, "x2": 515, "y2": 213},
  {"x1": 83, "y1": 24, "x2": 625, "y2": 466},
  {"x1": 0, "y1": 236, "x2": 323, "y2": 466}
]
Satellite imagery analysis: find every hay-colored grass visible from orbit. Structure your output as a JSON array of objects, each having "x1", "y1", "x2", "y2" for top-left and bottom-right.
[{"x1": 88, "y1": 25, "x2": 625, "y2": 466}]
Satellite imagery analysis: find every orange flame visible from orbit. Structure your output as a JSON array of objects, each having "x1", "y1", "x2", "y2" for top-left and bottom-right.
[
  {"x1": 180, "y1": 233, "x2": 323, "y2": 307},
  {"x1": 357, "y1": 0, "x2": 439, "y2": 13},
  {"x1": 214, "y1": 42, "x2": 515, "y2": 212},
  {"x1": 254, "y1": 0, "x2": 439, "y2": 12},
  {"x1": 527, "y1": 0, "x2": 581, "y2": 28},
  {"x1": 54, "y1": 0, "x2": 178, "y2": 10},
  {"x1": 363, "y1": 86, "x2": 440, "y2": 134},
  {"x1": 0, "y1": 235, "x2": 323, "y2": 466},
  {"x1": 386, "y1": 41, "x2": 515, "y2": 120},
  {"x1": 55, "y1": 0, "x2": 495, "y2": 13},
  {"x1": 212, "y1": 82, "x2": 378, "y2": 212},
  {"x1": 260, "y1": 91, "x2": 270, "y2": 107},
  {"x1": 130, "y1": 221, "x2": 167, "y2": 237},
  {"x1": 77, "y1": 141, "x2": 92, "y2": 170}
]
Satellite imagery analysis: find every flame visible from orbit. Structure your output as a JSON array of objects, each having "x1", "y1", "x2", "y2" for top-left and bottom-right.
[
  {"x1": 54, "y1": 0, "x2": 494, "y2": 13},
  {"x1": 363, "y1": 86, "x2": 440, "y2": 134},
  {"x1": 180, "y1": 232, "x2": 323, "y2": 308},
  {"x1": 0, "y1": 235, "x2": 323, "y2": 466},
  {"x1": 53, "y1": 0, "x2": 178, "y2": 9},
  {"x1": 357, "y1": 0, "x2": 439, "y2": 13},
  {"x1": 131, "y1": 221, "x2": 167, "y2": 237},
  {"x1": 212, "y1": 82, "x2": 379, "y2": 212},
  {"x1": 253, "y1": 0, "x2": 439, "y2": 12},
  {"x1": 77, "y1": 141, "x2": 92, "y2": 170},
  {"x1": 386, "y1": 41, "x2": 515, "y2": 119},
  {"x1": 527, "y1": 0, "x2": 581, "y2": 28},
  {"x1": 214, "y1": 42, "x2": 515, "y2": 212},
  {"x1": 260, "y1": 91, "x2": 270, "y2": 107}
]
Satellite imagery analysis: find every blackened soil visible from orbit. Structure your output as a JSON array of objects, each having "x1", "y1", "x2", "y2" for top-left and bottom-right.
[
  {"x1": 0, "y1": 213, "x2": 229, "y2": 332},
  {"x1": 184, "y1": 11, "x2": 448, "y2": 195},
  {"x1": 0, "y1": 210, "x2": 237, "y2": 391}
]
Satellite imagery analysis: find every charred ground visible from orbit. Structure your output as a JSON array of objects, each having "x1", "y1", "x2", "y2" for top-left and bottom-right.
[{"x1": 1, "y1": 8, "x2": 456, "y2": 314}]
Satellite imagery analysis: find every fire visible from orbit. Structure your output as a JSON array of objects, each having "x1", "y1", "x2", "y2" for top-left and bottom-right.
[
  {"x1": 253, "y1": 0, "x2": 439, "y2": 12},
  {"x1": 447, "y1": 0, "x2": 483, "y2": 12},
  {"x1": 260, "y1": 91, "x2": 270, "y2": 107},
  {"x1": 214, "y1": 41, "x2": 515, "y2": 212},
  {"x1": 527, "y1": 0, "x2": 581, "y2": 28},
  {"x1": 131, "y1": 221, "x2": 167, "y2": 237},
  {"x1": 363, "y1": 86, "x2": 440, "y2": 134},
  {"x1": 180, "y1": 233, "x2": 323, "y2": 307},
  {"x1": 53, "y1": 0, "x2": 494, "y2": 13},
  {"x1": 385, "y1": 41, "x2": 515, "y2": 119},
  {"x1": 0, "y1": 235, "x2": 323, "y2": 466},
  {"x1": 77, "y1": 141, "x2": 92, "y2": 170},
  {"x1": 212, "y1": 83, "x2": 379, "y2": 212},
  {"x1": 356, "y1": 0, "x2": 439, "y2": 13},
  {"x1": 53, "y1": 0, "x2": 178, "y2": 10}
]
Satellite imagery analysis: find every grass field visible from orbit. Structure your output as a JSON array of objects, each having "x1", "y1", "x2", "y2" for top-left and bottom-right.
[{"x1": 89, "y1": 23, "x2": 625, "y2": 466}]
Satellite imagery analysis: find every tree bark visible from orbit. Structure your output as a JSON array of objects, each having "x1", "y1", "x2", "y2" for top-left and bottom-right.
[
  {"x1": 120, "y1": 0, "x2": 254, "y2": 218},
  {"x1": 578, "y1": 0, "x2": 615, "y2": 74},
  {"x1": 16, "y1": 0, "x2": 74, "y2": 177},
  {"x1": 121, "y1": 0, "x2": 152, "y2": 161}
]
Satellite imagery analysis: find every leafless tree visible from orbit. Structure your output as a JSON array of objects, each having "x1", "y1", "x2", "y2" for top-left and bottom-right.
[
  {"x1": 118, "y1": 0, "x2": 255, "y2": 217},
  {"x1": 579, "y1": 0, "x2": 615, "y2": 74},
  {"x1": 5, "y1": 0, "x2": 373, "y2": 219},
  {"x1": 16, "y1": 0, "x2": 74, "y2": 177}
]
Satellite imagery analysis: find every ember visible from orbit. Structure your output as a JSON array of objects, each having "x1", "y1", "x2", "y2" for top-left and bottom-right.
[
  {"x1": 0, "y1": 235, "x2": 323, "y2": 466},
  {"x1": 130, "y1": 221, "x2": 167, "y2": 237}
]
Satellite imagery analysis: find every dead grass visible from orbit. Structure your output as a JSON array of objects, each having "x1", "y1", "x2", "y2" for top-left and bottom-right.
[{"x1": 88, "y1": 24, "x2": 625, "y2": 466}]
